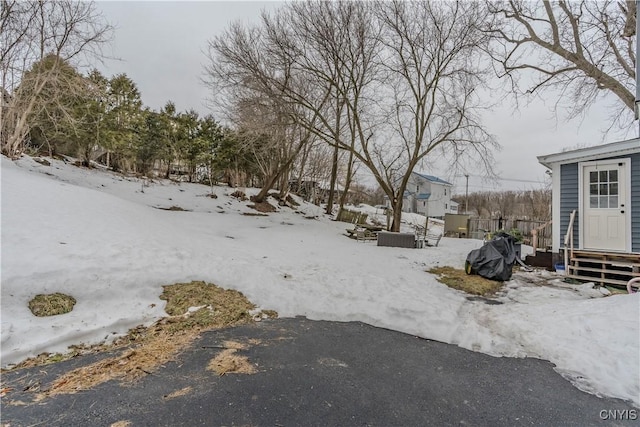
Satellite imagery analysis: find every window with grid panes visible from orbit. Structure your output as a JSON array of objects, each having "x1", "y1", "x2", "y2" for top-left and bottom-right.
[{"x1": 589, "y1": 169, "x2": 618, "y2": 209}]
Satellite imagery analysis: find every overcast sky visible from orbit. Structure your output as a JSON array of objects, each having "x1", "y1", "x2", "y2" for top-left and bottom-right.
[{"x1": 97, "y1": 1, "x2": 634, "y2": 194}]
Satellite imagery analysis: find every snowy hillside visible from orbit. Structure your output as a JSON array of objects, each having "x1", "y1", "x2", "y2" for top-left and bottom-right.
[{"x1": 1, "y1": 155, "x2": 638, "y2": 407}]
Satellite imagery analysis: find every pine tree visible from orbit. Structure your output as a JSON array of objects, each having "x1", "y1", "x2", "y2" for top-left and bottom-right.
[
  {"x1": 22, "y1": 54, "x2": 88, "y2": 157},
  {"x1": 105, "y1": 73, "x2": 143, "y2": 171}
]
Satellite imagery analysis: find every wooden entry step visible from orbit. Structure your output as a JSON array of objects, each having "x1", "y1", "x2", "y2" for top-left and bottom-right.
[{"x1": 568, "y1": 250, "x2": 640, "y2": 288}]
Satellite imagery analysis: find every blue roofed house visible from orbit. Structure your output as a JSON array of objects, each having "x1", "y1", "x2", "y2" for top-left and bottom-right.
[
  {"x1": 537, "y1": 138, "x2": 639, "y2": 287},
  {"x1": 400, "y1": 172, "x2": 454, "y2": 219}
]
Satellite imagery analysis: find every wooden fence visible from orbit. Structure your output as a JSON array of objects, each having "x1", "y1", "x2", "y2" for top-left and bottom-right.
[
  {"x1": 467, "y1": 218, "x2": 552, "y2": 249},
  {"x1": 337, "y1": 209, "x2": 368, "y2": 224}
]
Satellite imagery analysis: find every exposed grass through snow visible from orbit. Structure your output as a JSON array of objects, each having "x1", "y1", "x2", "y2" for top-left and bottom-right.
[
  {"x1": 28, "y1": 293, "x2": 76, "y2": 317},
  {"x1": 4, "y1": 281, "x2": 276, "y2": 400},
  {"x1": 429, "y1": 266, "x2": 504, "y2": 296}
]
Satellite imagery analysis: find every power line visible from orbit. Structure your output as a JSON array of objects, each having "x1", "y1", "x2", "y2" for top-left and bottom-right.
[{"x1": 453, "y1": 174, "x2": 548, "y2": 184}]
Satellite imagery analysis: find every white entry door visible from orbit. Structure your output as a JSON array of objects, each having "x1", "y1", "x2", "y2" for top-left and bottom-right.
[{"x1": 581, "y1": 161, "x2": 628, "y2": 251}]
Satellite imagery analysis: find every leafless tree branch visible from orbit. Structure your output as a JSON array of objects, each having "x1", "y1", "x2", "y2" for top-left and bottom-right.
[
  {"x1": 485, "y1": 0, "x2": 634, "y2": 130},
  {"x1": 1, "y1": 0, "x2": 113, "y2": 157}
]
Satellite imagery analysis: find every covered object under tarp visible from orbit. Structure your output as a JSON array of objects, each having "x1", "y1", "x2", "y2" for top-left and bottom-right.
[{"x1": 465, "y1": 232, "x2": 518, "y2": 281}]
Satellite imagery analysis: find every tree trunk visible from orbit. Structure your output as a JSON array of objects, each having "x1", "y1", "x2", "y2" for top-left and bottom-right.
[
  {"x1": 391, "y1": 197, "x2": 403, "y2": 232},
  {"x1": 253, "y1": 171, "x2": 279, "y2": 203},
  {"x1": 279, "y1": 171, "x2": 290, "y2": 198},
  {"x1": 325, "y1": 144, "x2": 339, "y2": 215},
  {"x1": 296, "y1": 143, "x2": 311, "y2": 201},
  {"x1": 337, "y1": 150, "x2": 355, "y2": 215}
]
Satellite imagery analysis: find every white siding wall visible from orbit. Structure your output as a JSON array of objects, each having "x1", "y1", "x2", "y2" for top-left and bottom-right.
[
  {"x1": 409, "y1": 174, "x2": 452, "y2": 218},
  {"x1": 422, "y1": 182, "x2": 451, "y2": 218}
]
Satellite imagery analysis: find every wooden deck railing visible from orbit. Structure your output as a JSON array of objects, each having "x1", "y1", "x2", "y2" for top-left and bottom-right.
[{"x1": 563, "y1": 210, "x2": 577, "y2": 270}]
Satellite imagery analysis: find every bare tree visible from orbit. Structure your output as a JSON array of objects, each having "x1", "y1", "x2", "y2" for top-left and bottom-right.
[
  {"x1": 491, "y1": 191, "x2": 518, "y2": 218},
  {"x1": 455, "y1": 188, "x2": 551, "y2": 220},
  {"x1": 292, "y1": 139, "x2": 335, "y2": 203},
  {"x1": 247, "y1": 118, "x2": 315, "y2": 204},
  {"x1": 224, "y1": 85, "x2": 316, "y2": 203},
  {"x1": 204, "y1": 1, "x2": 497, "y2": 230},
  {"x1": 204, "y1": 4, "x2": 360, "y2": 207},
  {"x1": 263, "y1": 1, "x2": 496, "y2": 230},
  {"x1": 1, "y1": 0, "x2": 112, "y2": 157},
  {"x1": 368, "y1": 1, "x2": 497, "y2": 230},
  {"x1": 461, "y1": 191, "x2": 493, "y2": 217},
  {"x1": 621, "y1": 0, "x2": 636, "y2": 37},
  {"x1": 523, "y1": 188, "x2": 552, "y2": 220},
  {"x1": 485, "y1": 0, "x2": 635, "y2": 130},
  {"x1": 259, "y1": 1, "x2": 381, "y2": 215}
]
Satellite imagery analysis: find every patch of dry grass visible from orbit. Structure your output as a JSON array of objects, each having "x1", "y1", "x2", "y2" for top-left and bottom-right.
[
  {"x1": 160, "y1": 281, "x2": 256, "y2": 329},
  {"x1": 156, "y1": 205, "x2": 190, "y2": 211},
  {"x1": 164, "y1": 386, "x2": 193, "y2": 400},
  {"x1": 28, "y1": 293, "x2": 76, "y2": 317},
  {"x1": 268, "y1": 191, "x2": 300, "y2": 207},
  {"x1": 207, "y1": 348, "x2": 256, "y2": 376},
  {"x1": 258, "y1": 310, "x2": 278, "y2": 319},
  {"x1": 229, "y1": 190, "x2": 247, "y2": 200},
  {"x1": 21, "y1": 281, "x2": 276, "y2": 400},
  {"x1": 38, "y1": 329, "x2": 194, "y2": 399},
  {"x1": 605, "y1": 286, "x2": 629, "y2": 295},
  {"x1": 248, "y1": 201, "x2": 276, "y2": 213},
  {"x1": 429, "y1": 266, "x2": 504, "y2": 296}
]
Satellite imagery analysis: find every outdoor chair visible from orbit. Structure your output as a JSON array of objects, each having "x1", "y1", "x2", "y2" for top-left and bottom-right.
[
  {"x1": 356, "y1": 227, "x2": 367, "y2": 243},
  {"x1": 425, "y1": 229, "x2": 443, "y2": 247},
  {"x1": 414, "y1": 225, "x2": 427, "y2": 248},
  {"x1": 414, "y1": 219, "x2": 444, "y2": 248}
]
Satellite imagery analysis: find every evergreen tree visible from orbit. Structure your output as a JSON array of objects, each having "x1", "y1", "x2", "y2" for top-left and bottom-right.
[
  {"x1": 158, "y1": 101, "x2": 178, "y2": 178},
  {"x1": 23, "y1": 54, "x2": 89, "y2": 157},
  {"x1": 213, "y1": 128, "x2": 259, "y2": 187},
  {"x1": 106, "y1": 73, "x2": 143, "y2": 171},
  {"x1": 72, "y1": 69, "x2": 110, "y2": 166},
  {"x1": 175, "y1": 109, "x2": 205, "y2": 182},
  {"x1": 136, "y1": 108, "x2": 166, "y2": 174},
  {"x1": 198, "y1": 114, "x2": 224, "y2": 191}
]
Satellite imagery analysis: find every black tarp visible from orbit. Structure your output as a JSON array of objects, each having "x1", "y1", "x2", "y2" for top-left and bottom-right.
[{"x1": 465, "y1": 232, "x2": 518, "y2": 281}]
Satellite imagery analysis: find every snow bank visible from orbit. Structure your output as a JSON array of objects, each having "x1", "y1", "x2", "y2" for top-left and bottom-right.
[{"x1": 1, "y1": 156, "x2": 638, "y2": 407}]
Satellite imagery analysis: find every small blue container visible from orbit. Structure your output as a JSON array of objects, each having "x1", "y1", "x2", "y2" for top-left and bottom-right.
[{"x1": 555, "y1": 262, "x2": 566, "y2": 275}]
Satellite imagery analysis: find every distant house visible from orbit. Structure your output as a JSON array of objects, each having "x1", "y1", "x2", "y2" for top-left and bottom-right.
[
  {"x1": 388, "y1": 172, "x2": 453, "y2": 219},
  {"x1": 537, "y1": 139, "x2": 639, "y2": 286}
]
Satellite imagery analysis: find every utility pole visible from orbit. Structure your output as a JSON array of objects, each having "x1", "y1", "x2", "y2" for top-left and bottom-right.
[
  {"x1": 636, "y1": 0, "x2": 640, "y2": 136},
  {"x1": 464, "y1": 174, "x2": 469, "y2": 214}
]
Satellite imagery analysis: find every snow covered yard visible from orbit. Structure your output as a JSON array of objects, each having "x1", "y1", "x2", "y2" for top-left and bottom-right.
[{"x1": 1, "y1": 155, "x2": 638, "y2": 407}]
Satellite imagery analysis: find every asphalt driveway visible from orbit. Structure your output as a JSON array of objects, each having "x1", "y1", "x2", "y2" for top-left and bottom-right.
[{"x1": 1, "y1": 317, "x2": 636, "y2": 426}]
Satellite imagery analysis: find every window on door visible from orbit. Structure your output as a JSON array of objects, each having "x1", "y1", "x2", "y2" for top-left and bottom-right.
[{"x1": 589, "y1": 169, "x2": 618, "y2": 209}]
